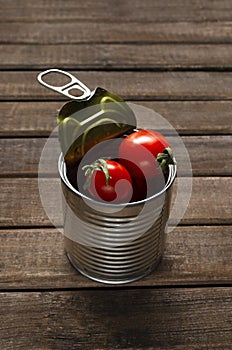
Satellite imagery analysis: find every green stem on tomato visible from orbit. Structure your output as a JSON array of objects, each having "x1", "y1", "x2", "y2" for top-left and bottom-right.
[
  {"x1": 82, "y1": 158, "x2": 111, "y2": 190},
  {"x1": 157, "y1": 147, "x2": 175, "y2": 172}
]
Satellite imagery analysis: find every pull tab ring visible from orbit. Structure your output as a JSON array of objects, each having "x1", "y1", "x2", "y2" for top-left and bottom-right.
[{"x1": 37, "y1": 68, "x2": 93, "y2": 100}]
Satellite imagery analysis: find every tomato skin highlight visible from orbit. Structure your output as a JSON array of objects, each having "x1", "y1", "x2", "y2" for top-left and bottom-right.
[
  {"x1": 84, "y1": 159, "x2": 133, "y2": 203},
  {"x1": 118, "y1": 130, "x2": 170, "y2": 180}
]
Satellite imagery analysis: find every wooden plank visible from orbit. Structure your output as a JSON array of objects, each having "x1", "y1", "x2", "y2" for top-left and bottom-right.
[
  {"x1": 1, "y1": 71, "x2": 232, "y2": 101},
  {"x1": 0, "y1": 177, "x2": 231, "y2": 227},
  {"x1": 0, "y1": 226, "x2": 231, "y2": 289},
  {"x1": 1, "y1": 44, "x2": 232, "y2": 69},
  {"x1": 1, "y1": 0, "x2": 232, "y2": 22},
  {"x1": 0, "y1": 136, "x2": 231, "y2": 176},
  {"x1": 0, "y1": 101, "x2": 231, "y2": 136},
  {"x1": 0, "y1": 288, "x2": 231, "y2": 349},
  {"x1": 1, "y1": 21, "x2": 232, "y2": 44}
]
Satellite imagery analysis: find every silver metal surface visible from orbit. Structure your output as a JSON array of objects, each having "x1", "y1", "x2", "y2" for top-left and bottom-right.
[
  {"x1": 37, "y1": 69, "x2": 93, "y2": 100},
  {"x1": 59, "y1": 154, "x2": 176, "y2": 284}
]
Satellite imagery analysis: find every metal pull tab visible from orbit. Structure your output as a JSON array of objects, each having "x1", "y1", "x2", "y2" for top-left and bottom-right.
[{"x1": 37, "y1": 68, "x2": 93, "y2": 100}]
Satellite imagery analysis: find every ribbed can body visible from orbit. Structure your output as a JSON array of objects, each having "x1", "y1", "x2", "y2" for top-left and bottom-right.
[{"x1": 59, "y1": 155, "x2": 176, "y2": 284}]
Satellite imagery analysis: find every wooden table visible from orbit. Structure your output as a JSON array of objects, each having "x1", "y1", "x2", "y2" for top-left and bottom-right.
[{"x1": 1, "y1": 1, "x2": 232, "y2": 349}]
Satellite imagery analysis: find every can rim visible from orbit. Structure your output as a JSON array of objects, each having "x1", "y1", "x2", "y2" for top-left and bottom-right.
[{"x1": 58, "y1": 153, "x2": 177, "y2": 208}]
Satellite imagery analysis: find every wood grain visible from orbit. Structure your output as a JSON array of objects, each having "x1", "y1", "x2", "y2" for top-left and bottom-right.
[
  {"x1": 1, "y1": 71, "x2": 232, "y2": 100},
  {"x1": 1, "y1": 136, "x2": 231, "y2": 176},
  {"x1": 0, "y1": 226, "x2": 231, "y2": 289},
  {"x1": 1, "y1": 0, "x2": 232, "y2": 22},
  {"x1": 0, "y1": 177, "x2": 231, "y2": 227},
  {"x1": 1, "y1": 1, "x2": 231, "y2": 348},
  {"x1": 1, "y1": 101, "x2": 231, "y2": 136},
  {"x1": 1, "y1": 21, "x2": 232, "y2": 44},
  {"x1": 1, "y1": 44, "x2": 232, "y2": 69},
  {"x1": 0, "y1": 288, "x2": 231, "y2": 349}
]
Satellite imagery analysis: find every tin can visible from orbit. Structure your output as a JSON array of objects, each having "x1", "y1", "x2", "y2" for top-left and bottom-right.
[{"x1": 58, "y1": 154, "x2": 176, "y2": 284}]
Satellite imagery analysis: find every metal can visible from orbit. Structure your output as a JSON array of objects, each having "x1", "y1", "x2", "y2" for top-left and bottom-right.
[{"x1": 58, "y1": 154, "x2": 176, "y2": 284}]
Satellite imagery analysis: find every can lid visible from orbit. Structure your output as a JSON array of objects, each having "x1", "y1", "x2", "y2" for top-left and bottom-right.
[{"x1": 37, "y1": 69, "x2": 137, "y2": 167}]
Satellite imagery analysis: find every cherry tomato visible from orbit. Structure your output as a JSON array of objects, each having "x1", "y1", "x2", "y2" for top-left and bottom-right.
[
  {"x1": 118, "y1": 129, "x2": 171, "y2": 180},
  {"x1": 82, "y1": 159, "x2": 133, "y2": 203},
  {"x1": 130, "y1": 174, "x2": 166, "y2": 202}
]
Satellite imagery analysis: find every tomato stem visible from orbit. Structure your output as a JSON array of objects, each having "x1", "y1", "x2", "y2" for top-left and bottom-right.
[
  {"x1": 157, "y1": 147, "x2": 175, "y2": 172},
  {"x1": 82, "y1": 158, "x2": 111, "y2": 190}
]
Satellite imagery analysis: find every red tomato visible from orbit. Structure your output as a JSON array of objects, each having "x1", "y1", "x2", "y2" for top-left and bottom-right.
[
  {"x1": 130, "y1": 174, "x2": 166, "y2": 202},
  {"x1": 118, "y1": 129, "x2": 171, "y2": 180},
  {"x1": 82, "y1": 159, "x2": 133, "y2": 203}
]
